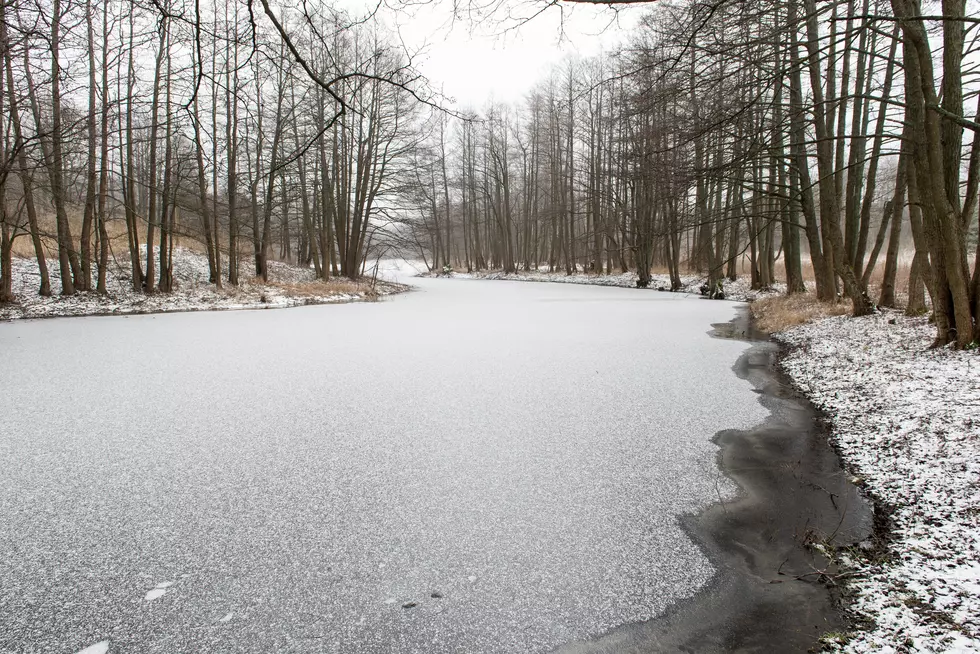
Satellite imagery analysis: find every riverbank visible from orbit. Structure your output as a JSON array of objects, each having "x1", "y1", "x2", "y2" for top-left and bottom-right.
[
  {"x1": 775, "y1": 312, "x2": 980, "y2": 653},
  {"x1": 0, "y1": 249, "x2": 407, "y2": 321},
  {"x1": 438, "y1": 268, "x2": 784, "y2": 303}
]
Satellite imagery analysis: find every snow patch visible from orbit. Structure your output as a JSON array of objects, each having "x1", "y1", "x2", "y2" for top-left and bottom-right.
[
  {"x1": 144, "y1": 580, "x2": 175, "y2": 601},
  {"x1": 74, "y1": 641, "x2": 110, "y2": 654}
]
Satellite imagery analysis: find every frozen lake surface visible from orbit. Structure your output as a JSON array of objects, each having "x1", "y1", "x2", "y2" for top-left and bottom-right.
[{"x1": 0, "y1": 278, "x2": 767, "y2": 653}]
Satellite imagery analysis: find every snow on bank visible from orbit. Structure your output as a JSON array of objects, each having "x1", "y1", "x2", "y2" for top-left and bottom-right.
[
  {"x1": 1, "y1": 249, "x2": 407, "y2": 321},
  {"x1": 444, "y1": 268, "x2": 785, "y2": 302},
  {"x1": 777, "y1": 312, "x2": 980, "y2": 653}
]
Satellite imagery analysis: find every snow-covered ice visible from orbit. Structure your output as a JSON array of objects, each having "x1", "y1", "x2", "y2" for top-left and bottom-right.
[
  {"x1": 370, "y1": 258, "x2": 427, "y2": 283},
  {"x1": 0, "y1": 277, "x2": 766, "y2": 653},
  {"x1": 777, "y1": 311, "x2": 980, "y2": 652}
]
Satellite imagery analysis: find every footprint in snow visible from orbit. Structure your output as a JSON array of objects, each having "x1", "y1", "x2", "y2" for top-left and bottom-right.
[
  {"x1": 75, "y1": 642, "x2": 110, "y2": 654},
  {"x1": 144, "y1": 580, "x2": 175, "y2": 601}
]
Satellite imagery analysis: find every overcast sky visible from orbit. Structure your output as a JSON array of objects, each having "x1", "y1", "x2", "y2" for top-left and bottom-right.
[{"x1": 339, "y1": 0, "x2": 647, "y2": 108}]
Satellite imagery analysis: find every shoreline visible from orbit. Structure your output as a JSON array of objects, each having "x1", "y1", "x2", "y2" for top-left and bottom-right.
[
  {"x1": 0, "y1": 249, "x2": 413, "y2": 322},
  {"x1": 556, "y1": 307, "x2": 873, "y2": 653},
  {"x1": 426, "y1": 268, "x2": 786, "y2": 303},
  {"x1": 0, "y1": 281, "x2": 412, "y2": 323},
  {"x1": 773, "y1": 312, "x2": 980, "y2": 650}
]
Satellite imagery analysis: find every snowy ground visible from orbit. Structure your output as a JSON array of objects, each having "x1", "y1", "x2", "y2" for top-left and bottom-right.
[
  {"x1": 777, "y1": 313, "x2": 980, "y2": 653},
  {"x1": 0, "y1": 249, "x2": 406, "y2": 321},
  {"x1": 443, "y1": 268, "x2": 786, "y2": 303}
]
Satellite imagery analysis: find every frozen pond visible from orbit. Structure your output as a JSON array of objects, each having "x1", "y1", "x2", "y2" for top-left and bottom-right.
[{"x1": 0, "y1": 278, "x2": 767, "y2": 653}]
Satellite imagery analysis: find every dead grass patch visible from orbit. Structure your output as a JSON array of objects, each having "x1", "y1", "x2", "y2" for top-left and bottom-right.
[
  {"x1": 750, "y1": 294, "x2": 852, "y2": 334},
  {"x1": 263, "y1": 278, "x2": 378, "y2": 299}
]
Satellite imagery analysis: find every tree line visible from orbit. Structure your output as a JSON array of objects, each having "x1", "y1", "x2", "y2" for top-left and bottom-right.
[
  {"x1": 404, "y1": 0, "x2": 979, "y2": 347},
  {"x1": 0, "y1": 0, "x2": 421, "y2": 299},
  {"x1": 0, "y1": 0, "x2": 977, "y2": 347}
]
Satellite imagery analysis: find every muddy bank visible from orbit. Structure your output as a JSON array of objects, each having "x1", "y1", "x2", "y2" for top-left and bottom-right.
[{"x1": 555, "y1": 307, "x2": 873, "y2": 653}]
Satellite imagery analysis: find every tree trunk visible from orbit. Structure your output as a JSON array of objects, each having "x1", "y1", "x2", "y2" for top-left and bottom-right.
[
  {"x1": 47, "y1": 0, "x2": 79, "y2": 295},
  {"x1": 79, "y1": 0, "x2": 99, "y2": 292},
  {"x1": 2, "y1": 12, "x2": 50, "y2": 296},
  {"x1": 803, "y1": 0, "x2": 873, "y2": 315}
]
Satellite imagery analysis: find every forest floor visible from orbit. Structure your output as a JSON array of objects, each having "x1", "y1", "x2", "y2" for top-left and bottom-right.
[
  {"x1": 0, "y1": 249, "x2": 407, "y2": 321},
  {"x1": 445, "y1": 268, "x2": 785, "y2": 302},
  {"x1": 775, "y1": 312, "x2": 980, "y2": 654}
]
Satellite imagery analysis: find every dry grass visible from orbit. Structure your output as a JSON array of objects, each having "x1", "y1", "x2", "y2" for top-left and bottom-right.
[
  {"x1": 263, "y1": 278, "x2": 379, "y2": 299},
  {"x1": 8, "y1": 209, "x2": 292, "y2": 281},
  {"x1": 8, "y1": 210, "x2": 154, "y2": 259},
  {"x1": 750, "y1": 294, "x2": 852, "y2": 334}
]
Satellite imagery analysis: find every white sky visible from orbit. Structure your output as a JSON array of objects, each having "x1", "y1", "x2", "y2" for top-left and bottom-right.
[{"x1": 339, "y1": 0, "x2": 647, "y2": 107}]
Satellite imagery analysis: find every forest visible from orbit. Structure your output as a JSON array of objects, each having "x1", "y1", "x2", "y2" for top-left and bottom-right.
[{"x1": 0, "y1": 0, "x2": 978, "y2": 346}]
